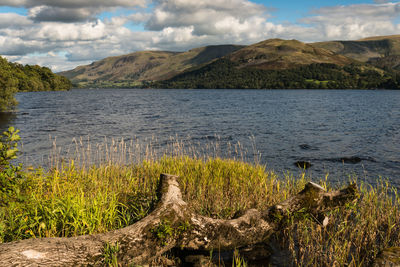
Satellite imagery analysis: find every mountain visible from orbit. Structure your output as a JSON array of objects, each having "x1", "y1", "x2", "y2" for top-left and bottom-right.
[
  {"x1": 153, "y1": 38, "x2": 397, "y2": 89},
  {"x1": 313, "y1": 35, "x2": 400, "y2": 70},
  {"x1": 60, "y1": 35, "x2": 400, "y2": 89},
  {"x1": 226, "y1": 38, "x2": 353, "y2": 70},
  {"x1": 60, "y1": 45, "x2": 244, "y2": 87},
  {"x1": 154, "y1": 58, "x2": 393, "y2": 89}
]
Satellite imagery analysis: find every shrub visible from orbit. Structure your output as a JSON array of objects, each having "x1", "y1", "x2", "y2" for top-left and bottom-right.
[{"x1": 0, "y1": 127, "x2": 25, "y2": 205}]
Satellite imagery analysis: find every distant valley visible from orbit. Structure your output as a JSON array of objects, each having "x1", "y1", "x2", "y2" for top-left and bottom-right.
[{"x1": 60, "y1": 35, "x2": 400, "y2": 89}]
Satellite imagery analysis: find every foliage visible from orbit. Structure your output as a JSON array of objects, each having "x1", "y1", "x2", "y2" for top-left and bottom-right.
[
  {"x1": 102, "y1": 242, "x2": 120, "y2": 267},
  {"x1": 0, "y1": 56, "x2": 72, "y2": 111},
  {"x1": 232, "y1": 249, "x2": 248, "y2": 267},
  {"x1": 278, "y1": 180, "x2": 400, "y2": 266},
  {"x1": 151, "y1": 219, "x2": 191, "y2": 246},
  {"x1": 152, "y1": 59, "x2": 400, "y2": 89},
  {"x1": 151, "y1": 219, "x2": 174, "y2": 246},
  {"x1": 0, "y1": 127, "x2": 25, "y2": 206},
  {"x1": 0, "y1": 57, "x2": 19, "y2": 112},
  {"x1": 0, "y1": 136, "x2": 399, "y2": 266}
]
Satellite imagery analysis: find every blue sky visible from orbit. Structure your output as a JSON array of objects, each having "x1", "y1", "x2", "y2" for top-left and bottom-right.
[
  {"x1": 0, "y1": 0, "x2": 399, "y2": 71},
  {"x1": 255, "y1": 0, "x2": 375, "y2": 22}
]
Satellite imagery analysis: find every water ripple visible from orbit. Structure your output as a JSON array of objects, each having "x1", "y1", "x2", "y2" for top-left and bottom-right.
[{"x1": 1, "y1": 88, "x2": 398, "y2": 186}]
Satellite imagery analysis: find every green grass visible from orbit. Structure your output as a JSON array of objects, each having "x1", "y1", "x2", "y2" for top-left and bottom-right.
[
  {"x1": 1, "y1": 156, "x2": 292, "y2": 241},
  {"x1": 1, "y1": 134, "x2": 400, "y2": 266},
  {"x1": 305, "y1": 79, "x2": 332, "y2": 86},
  {"x1": 279, "y1": 180, "x2": 400, "y2": 266},
  {"x1": 75, "y1": 80, "x2": 144, "y2": 88}
]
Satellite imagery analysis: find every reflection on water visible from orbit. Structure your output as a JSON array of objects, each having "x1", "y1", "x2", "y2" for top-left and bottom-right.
[
  {"x1": 2, "y1": 89, "x2": 400, "y2": 187},
  {"x1": 0, "y1": 112, "x2": 16, "y2": 131}
]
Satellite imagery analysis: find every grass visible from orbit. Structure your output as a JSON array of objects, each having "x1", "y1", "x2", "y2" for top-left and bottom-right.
[
  {"x1": 75, "y1": 80, "x2": 144, "y2": 89},
  {"x1": 1, "y1": 135, "x2": 400, "y2": 266},
  {"x1": 278, "y1": 180, "x2": 400, "y2": 266},
  {"x1": 305, "y1": 79, "x2": 332, "y2": 87}
]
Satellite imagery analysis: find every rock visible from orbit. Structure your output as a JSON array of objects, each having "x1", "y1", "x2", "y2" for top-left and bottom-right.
[
  {"x1": 295, "y1": 161, "x2": 312, "y2": 169},
  {"x1": 325, "y1": 156, "x2": 376, "y2": 164},
  {"x1": 299, "y1": 144, "x2": 312, "y2": 150},
  {"x1": 340, "y1": 156, "x2": 362, "y2": 164},
  {"x1": 373, "y1": 247, "x2": 400, "y2": 267}
]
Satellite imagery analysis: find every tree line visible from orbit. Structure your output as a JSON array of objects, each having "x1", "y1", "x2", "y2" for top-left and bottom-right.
[
  {"x1": 152, "y1": 59, "x2": 400, "y2": 90},
  {"x1": 0, "y1": 56, "x2": 72, "y2": 112}
]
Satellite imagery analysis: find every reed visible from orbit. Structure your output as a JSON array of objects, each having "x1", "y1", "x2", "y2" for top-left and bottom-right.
[
  {"x1": 1, "y1": 134, "x2": 399, "y2": 266},
  {"x1": 44, "y1": 134, "x2": 257, "y2": 170}
]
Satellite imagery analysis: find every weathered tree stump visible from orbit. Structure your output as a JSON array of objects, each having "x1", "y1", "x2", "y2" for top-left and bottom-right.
[{"x1": 0, "y1": 174, "x2": 358, "y2": 266}]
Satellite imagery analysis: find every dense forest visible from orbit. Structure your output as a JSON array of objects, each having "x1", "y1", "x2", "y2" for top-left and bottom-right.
[
  {"x1": 152, "y1": 59, "x2": 400, "y2": 89},
  {"x1": 0, "y1": 56, "x2": 72, "y2": 112}
]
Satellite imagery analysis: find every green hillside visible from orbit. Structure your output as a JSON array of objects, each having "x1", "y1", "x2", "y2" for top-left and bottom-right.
[
  {"x1": 152, "y1": 37, "x2": 399, "y2": 89},
  {"x1": 153, "y1": 59, "x2": 396, "y2": 89},
  {"x1": 59, "y1": 35, "x2": 400, "y2": 89},
  {"x1": 60, "y1": 45, "x2": 244, "y2": 88},
  {"x1": 313, "y1": 35, "x2": 400, "y2": 69},
  {"x1": 227, "y1": 38, "x2": 353, "y2": 70}
]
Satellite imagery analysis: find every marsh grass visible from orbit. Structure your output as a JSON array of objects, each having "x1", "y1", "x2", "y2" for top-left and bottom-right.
[
  {"x1": 1, "y1": 137, "x2": 400, "y2": 266},
  {"x1": 278, "y1": 180, "x2": 400, "y2": 266},
  {"x1": 45, "y1": 134, "x2": 257, "y2": 170}
]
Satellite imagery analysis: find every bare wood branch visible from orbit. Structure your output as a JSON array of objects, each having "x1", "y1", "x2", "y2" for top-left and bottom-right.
[{"x1": 0, "y1": 174, "x2": 358, "y2": 266}]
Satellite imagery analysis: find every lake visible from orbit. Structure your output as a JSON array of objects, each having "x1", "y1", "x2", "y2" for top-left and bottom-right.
[{"x1": 2, "y1": 89, "x2": 400, "y2": 186}]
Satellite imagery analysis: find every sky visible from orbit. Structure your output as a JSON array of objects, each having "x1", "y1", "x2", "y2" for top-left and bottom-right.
[{"x1": 1, "y1": 0, "x2": 399, "y2": 72}]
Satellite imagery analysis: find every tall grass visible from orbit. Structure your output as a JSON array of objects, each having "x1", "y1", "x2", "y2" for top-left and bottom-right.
[
  {"x1": 1, "y1": 137, "x2": 399, "y2": 266},
  {"x1": 279, "y1": 180, "x2": 400, "y2": 266},
  {"x1": 45, "y1": 135, "x2": 257, "y2": 170}
]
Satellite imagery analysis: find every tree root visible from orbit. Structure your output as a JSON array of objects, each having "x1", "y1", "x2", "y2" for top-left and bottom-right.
[{"x1": 0, "y1": 174, "x2": 358, "y2": 266}]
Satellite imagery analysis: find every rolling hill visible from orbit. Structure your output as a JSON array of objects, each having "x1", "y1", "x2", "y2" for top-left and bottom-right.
[
  {"x1": 60, "y1": 45, "x2": 244, "y2": 88},
  {"x1": 60, "y1": 35, "x2": 400, "y2": 89},
  {"x1": 313, "y1": 35, "x2": 400, "y2": 69},
  {"x1": 227, "y1": 38, "x2": 353, "y2": 70}
]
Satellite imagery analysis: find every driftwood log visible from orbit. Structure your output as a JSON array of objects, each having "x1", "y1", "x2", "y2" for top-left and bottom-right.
[{"x1": 0, "y1": 174, "x2": 358, "y2": 266}]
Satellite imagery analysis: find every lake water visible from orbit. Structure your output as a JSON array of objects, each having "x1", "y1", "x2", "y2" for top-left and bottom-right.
[{"x1": 1, "y1": 89, "x2": 400, "y2": 186}]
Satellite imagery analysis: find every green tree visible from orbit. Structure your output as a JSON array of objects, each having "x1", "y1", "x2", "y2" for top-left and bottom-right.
[
  {"x1": 0, "y1": 56, "x2": 72, "y2": 111},
  {"x1": 0, "y1": 127, "x2": 25, "y2": 205},
  {"x1": 0, "y1": 57, "x2": 18, "y2": 112}
]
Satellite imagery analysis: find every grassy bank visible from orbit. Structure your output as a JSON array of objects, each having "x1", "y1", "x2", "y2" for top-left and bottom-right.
[{"x1": 1, "y1": 128, "x2": 400, "y2": 266}]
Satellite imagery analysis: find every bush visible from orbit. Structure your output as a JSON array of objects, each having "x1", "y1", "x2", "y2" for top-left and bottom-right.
[{"x1": 0, "y1": 127, "x2": 25, "y2": 205}]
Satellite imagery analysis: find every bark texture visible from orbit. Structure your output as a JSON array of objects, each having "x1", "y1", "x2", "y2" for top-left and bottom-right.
[{"x1": 0, "y1": 174, "x2": 358, "y2": 266}]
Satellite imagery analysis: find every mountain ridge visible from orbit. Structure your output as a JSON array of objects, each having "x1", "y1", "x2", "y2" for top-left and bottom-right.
[
  {"x1": 226, "y1": 38, "x2": 354, "y2": 70},
  {"x1": 60, "y1": 35, "x2": 400, "y2": 89},
  {"x1": 313, "y1": 35, "x2": 400, "y2": 68},
  {"x1": 60, "y1": 45, "x2": 244, "y2": 87}
]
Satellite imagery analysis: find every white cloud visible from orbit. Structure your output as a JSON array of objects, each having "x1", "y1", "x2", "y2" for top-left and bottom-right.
[
  {"x1": 28, "y1": 6, "x2": 97, "y2": 22},
  {"x1": 35, "y1": 20, "x2": 107, "y2": 41},
  {"x1": 0, "y1": 0, "x2": 26, "y2": 5},
  {"x1": 0, "y1": 0, "x2": 147, "y2": 8},
  {"x1": 127, "y1": 12, "x2": 152, "y2": 23},
  {"x1": 5, "y1": 53, "x2": 93, "y2": 72},
  {"x1": 0, "y1": 35, "x2": 52, "y2": 55},
  {"x1": 310, "y1": 2, "x2": 400, "y2": 20},
  {"x1": 0, "y1": 0, "x2": 147, "y2": 22},
  {"x1": 0, "y1": 13, "x2": 31, "y2": 28},
  {"x1": 0, "y1": 17, "x2": 125, "y2": 59},
  {"x1": 2, "y1": 1, "x2": 400, "y2": 72},
  {"x1": 146, "y1": 0, "x2": 267, "y2": 36},
  {"x1": 301, "y1": 2, "x2": 400, "y2": 40}
]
